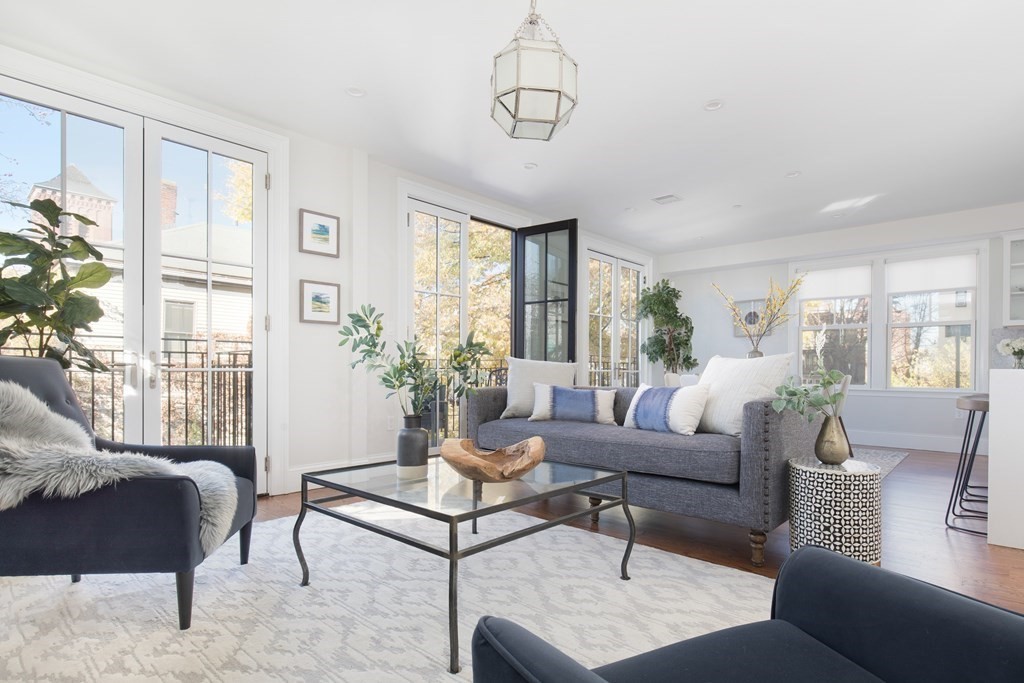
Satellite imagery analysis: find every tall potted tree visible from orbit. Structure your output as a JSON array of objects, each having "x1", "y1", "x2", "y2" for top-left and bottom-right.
[{"x1": 637, "y1": 279, "x2": 697, "y2": 384}]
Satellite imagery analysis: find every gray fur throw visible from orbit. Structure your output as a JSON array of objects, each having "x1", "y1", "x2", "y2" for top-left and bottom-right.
[{"x1": 0, "y1": 381, "x2": 237, "y2": 556}]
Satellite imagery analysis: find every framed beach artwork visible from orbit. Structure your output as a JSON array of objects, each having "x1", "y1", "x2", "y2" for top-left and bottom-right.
[
  {"x1": 299, "y1": 209, "x2": 340, "y2": 257},
  {"x1": 299, "y1": 280, "x2": 341, "y2": 324},
  {"x1": 732, "y1": 299, "x2": 772, "y2": 337}
]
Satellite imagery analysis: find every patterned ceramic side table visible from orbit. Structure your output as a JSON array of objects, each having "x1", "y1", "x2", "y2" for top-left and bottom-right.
[{"x1": 788, "y1": 457, "x2": 882, "y2": 565}]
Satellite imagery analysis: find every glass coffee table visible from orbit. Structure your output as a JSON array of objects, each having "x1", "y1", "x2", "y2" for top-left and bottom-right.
[{"x1": 292, "y1": 456, "x2": 636, "y2": 673}]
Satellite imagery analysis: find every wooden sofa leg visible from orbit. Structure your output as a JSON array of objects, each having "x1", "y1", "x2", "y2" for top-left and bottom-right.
[
  {"x1": 589, "y1": 497, "x2": 602, "y2": 523},
  {"x1": 176, "y1": 569, "x2": 195, "y2": 630},
  {"x1": 239, "y1": 521, "x2": 253, "y2": 565},
  {"x1": 71, "y1": 574, "x2": 81, "y2": 583},
  {"x1": 749, "y1": 530, "x2": 767, "y2": 568}
]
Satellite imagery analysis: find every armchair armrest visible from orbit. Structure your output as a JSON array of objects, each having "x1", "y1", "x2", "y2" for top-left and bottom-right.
[
  {"x1": 95, "y1": 438, "x2": 257, "y2": 483},
  {"x1": 472, "y1": 616, "x2": 607, "y2": 683},
  {"x1": 468, "y1": 387, "x2": 508, "y2": 446},
  {"x1": 773, "y1": 547, "x2": 1024, "y2": 682},
  {"x1": 739, "y1": 401, "x2": 817, "y2": 531},
  {"x1": 0, "y1": 476, "x2": 206, "y2": 576}
]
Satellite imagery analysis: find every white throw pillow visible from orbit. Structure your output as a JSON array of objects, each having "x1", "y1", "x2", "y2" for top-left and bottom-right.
[
  {"x1": 500, "y1": 356, "x2": 578, "y2": 419},
  {"x1": 697, "y1": 354, "x2": 794, "y2": 436},
  {"x1": 529, "y1": 383, "x2": 617, "y2": 425},
  {"x1": 623, "y1": 383, "x2": 710, "y2": 435}
]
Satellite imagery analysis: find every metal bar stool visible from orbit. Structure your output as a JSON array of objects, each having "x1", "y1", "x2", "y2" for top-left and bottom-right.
[{"x1": 946, "y1": 394, "x2": 988, "y2": 535}]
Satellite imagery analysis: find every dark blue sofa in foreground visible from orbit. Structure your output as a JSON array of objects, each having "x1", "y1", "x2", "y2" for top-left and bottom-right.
[{"x1": 472, "y1": 546, "x2": 1024, "y2": 682}]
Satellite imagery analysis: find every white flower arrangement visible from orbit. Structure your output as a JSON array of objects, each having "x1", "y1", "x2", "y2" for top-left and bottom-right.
[{"x1": 997, "y1": 337, "x2": 1024, "y2": 358}]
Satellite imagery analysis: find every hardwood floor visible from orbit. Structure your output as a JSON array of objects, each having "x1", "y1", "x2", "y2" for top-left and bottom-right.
[{"x1": 256, "y1": 447, "x2": 1024, "y2": 613}]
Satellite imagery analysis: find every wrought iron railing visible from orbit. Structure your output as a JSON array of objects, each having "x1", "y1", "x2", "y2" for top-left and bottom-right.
[
  {"x1": 422, "y1": 358, "x2": 508, "y2": 445},
  {"x1": 0, "y1": 337, "x2": 252, "y2": 447}
]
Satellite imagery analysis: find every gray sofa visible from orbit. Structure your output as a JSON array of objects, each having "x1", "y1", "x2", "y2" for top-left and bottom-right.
[{"x1": 467, "y1": 386, "x2": 818, "y2": 566}]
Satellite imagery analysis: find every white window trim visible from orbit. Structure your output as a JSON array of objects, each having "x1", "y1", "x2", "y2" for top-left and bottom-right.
[{"x1": 789, "y1": 240, "x2": 990, "y2": 394}]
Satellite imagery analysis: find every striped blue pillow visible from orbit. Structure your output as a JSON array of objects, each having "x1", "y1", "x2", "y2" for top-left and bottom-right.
[
  {"x1": 529, "y1": 384, "x2": 617, "y2": 424},
  {"x1": 623, "y1": 383, "x2": 710, "y2": 435}
]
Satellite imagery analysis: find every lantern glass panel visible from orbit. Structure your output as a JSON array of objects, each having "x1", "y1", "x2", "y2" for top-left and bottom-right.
[
  {"x1": 513, "y1": 121, "x2": 554, "y2": 140},
  {"x1": 494, "y1": 48, "x2": 518, "y2": 94},
  {"x1": 561, "y1": 59, "x2": 578, "y2": 100},
  {"x1": 519, "y1": 47, "x2": 561, "y2": 89},
  {"x1": 518, "y1": 89, "x2": 560, "y2": 121}
]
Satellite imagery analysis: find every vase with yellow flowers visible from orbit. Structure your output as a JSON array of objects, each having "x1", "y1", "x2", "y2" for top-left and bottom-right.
[{"x1": 712, "y1": 276, "x2": 804, "y2": 358}]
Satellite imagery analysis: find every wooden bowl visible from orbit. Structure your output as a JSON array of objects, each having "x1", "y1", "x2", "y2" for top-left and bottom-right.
[{"x1": 439, "y1": 437, "x2": 545, "y2": 483}]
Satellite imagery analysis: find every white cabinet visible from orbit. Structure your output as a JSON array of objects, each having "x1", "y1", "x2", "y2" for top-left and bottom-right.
[
  {"x1": 989, "y1": 370, "x2": 1024, "y2": 550},
  {"x1": 1003, "y1": 232, "x2": 1024, "y2": 326}
]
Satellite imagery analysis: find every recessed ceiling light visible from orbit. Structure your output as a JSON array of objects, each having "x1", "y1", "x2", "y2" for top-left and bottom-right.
[
  {"x1": 523, "y1": 162, "x2": 538, "y2": 170},
  {"x1": 785, "y1": 171, "x2": 801, "y2": 178},
  {"x1": 704, "y1": 99, "x2": 724, "y2": 111},
  {"x1": 623, "y1": 207, "x2": 636, "y2": 212},
  {"x1": 732, "y1": 204, "x2": 743, "y2": 209},
  {"x1": 345, "y1": 87, "x2": 366, "y2": 98},
  {"x1": 651, "y1": 194, "x2": 682, "y2": 205}
]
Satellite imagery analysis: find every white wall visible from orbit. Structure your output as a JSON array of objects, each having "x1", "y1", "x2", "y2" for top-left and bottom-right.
[
  {"x1": 284, "y1": 133, "x2": 353, "y2": 481},
  {"x1": 659, "y1": 204, "x2": 1024, "y2": 454}
]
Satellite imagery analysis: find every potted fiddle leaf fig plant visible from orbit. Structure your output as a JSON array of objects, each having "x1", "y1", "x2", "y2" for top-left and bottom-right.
[
  {"x1": 338, "y1": 304, "x2": 490, "y2": 476},
  {"x1": 637, "y1": 279, "x2": 697, "y2": 385},
  {"x1": 0, "y1": 199, "x2": 112, "y2": 372}
]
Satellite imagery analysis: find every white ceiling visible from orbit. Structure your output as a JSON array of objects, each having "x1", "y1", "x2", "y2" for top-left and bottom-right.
[{"x1": 2, "y1": 0, "x2": 1023, "y2": 253}]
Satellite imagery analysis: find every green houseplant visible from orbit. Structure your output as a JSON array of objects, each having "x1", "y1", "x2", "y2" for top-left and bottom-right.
[
  {"x1": 338, "y1": 304, "x2": 490, "y2": 474},
  {"x1": 0, "y1": 199, "x2": 111, "y2": 371},
  {"x1": 637, "y1": 279, "x2": 697, "y2": 378},
  {"x1": 772, "y1": 330, "x2": 852, "y2": 465}
]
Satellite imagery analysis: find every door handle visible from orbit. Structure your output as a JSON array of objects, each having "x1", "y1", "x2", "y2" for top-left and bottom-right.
[
  {"x1": 148, "y1": 351, "x2": 169, "y2": 389},
  {"x1": 109, "y1": 354, "x2": 138, "y2": 389}
]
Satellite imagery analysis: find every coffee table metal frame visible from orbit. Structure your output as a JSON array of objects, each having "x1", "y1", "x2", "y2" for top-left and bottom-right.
[{"x1": 292, "y1": 457, "x2": 636, "y2": 673}]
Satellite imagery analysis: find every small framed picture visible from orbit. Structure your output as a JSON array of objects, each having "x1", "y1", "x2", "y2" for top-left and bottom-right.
[
  {"x1": 299, "y1": 280, "x2": 341, "y2": 324},
  {"x1": 732, "y1": 299, "x2": 771, "y2": 337},
  {"x1": 299, "y1": 209, "x2": 340, "y2": 258}
]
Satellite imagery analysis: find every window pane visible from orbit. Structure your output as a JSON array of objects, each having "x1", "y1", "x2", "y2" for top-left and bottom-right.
[
  {"x1": 161, "y1": 140, "x2": 208, "y2": 259},
  {"x1": 801, "y1": 329, "x2": 869, "y2": 385},
  {"x1": 547, "y1": 230, "x2": 570, "y2": 300},
  {"x1": 547, "y1": 301, "x2": 568, "y2": 362},
  {"x1": 413, "y1": 211, "x2": 437, "y2": 293},
  {"x1": 468, "y1": 220, "x2": 511, "y2": 362},
  {"x1": 890, "y1": 325, "x2": 972, "y2": 389},
  {"x1": 524, "y1": 234, "x2": 546, "y2": 301},
  {"x1": 414, "y1": 292, "x2": 437, "y2": 363},
  {"x1": 801, "y1": 297, "x2": 869, "y2": 326},
  {"x1": 211, "y1": 153, "x2": 253, "y2": 263},
  {"x1": 890, "y1": 291, "x2": 974, "y2": 323},
  {"x1": 0, "y1": 94, "x2": 60, "y2": 233},
  {"x1": 438, "y1": 218, "x2": 460, "y2": 294},
  {"x1": 66, "y1": 114, "x2": 124, "y2": 246}
]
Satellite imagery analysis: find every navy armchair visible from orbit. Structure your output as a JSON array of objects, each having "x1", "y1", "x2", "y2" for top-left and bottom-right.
[
  {"x1": 473, "y1": 546, "x2": 1024, "y2": 682},
  {"x1": 0, "y1": 357, "x2": 257, "y2": 629}
]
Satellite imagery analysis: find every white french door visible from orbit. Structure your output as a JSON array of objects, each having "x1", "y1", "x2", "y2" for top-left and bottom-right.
[
  {"x1": 588, "y1": 252, "x2": 643, "y2": 387},
  {"x1": 143, "y1": 122, "x2": 268, "y2": 490},
  {"x1": 0, "y1": 78, "x2": 268, "y2": 492}
]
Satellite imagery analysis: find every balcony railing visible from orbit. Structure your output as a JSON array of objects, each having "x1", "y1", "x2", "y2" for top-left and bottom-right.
[
  {"x1": 0, "y1": 337, "x2": 252, "y2": 446},
  {"x1": 422, "y1": 358, "x2": 508, "y2": 445}
]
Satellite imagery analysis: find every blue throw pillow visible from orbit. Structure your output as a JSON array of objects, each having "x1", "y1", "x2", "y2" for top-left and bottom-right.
[
  {"x1": 528, "y1": 384, "x2": 617, "y2": 425},
  {"x1": 623, "y1": 383, "x2": 710, "y2": 435}
]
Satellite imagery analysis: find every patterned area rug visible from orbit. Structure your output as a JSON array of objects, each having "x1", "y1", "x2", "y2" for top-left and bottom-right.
[
  {"x1": 2, "y1": 504, "x2": 776, "y2": 682},
  {"x1": 853, "y1": 448, "x2": 909, "y2": 479}
]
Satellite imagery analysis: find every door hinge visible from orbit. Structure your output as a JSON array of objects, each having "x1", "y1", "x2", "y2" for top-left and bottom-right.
[
  {"x1": 264, "y1": 173, "x2": 271, "y2": 190},
  {"x1": 407, "y1": 212, "x2": 410, "y2": 227},
  {"x1": 264, "y1": 314, "x2": 271, "y2": 331},
  {"x1": 264, "y1": 455, "x2": 271, "y2": 473}
]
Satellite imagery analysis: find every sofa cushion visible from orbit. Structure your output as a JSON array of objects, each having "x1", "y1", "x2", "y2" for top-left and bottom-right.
[
  {"x1": 530, "y1": 384, "x2": 617, "y2": 425},
  {"x1": 594, "y1": 621, "x2": 884, "y2": 683},
  {"x1": 477, "y1": 418, "x2": 742, "y2": 484},
  {"x1": 623, "y1": 383, "x2": 709, "y2": 435},
  {"x1": 698, "y1": 353, "x2": 793, "y2": 436},
  {"x1": 501, "y1": 357, "x2": 578, "y2": 419}
]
